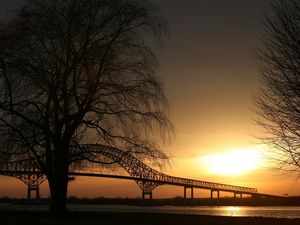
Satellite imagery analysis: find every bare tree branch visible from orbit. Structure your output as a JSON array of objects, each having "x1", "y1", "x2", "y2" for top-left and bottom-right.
[{"x1": 254, "y1": 0, "x2": 300, "y2": 173}]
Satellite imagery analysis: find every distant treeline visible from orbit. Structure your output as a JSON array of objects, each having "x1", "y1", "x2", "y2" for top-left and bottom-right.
[{"x1": 1, "y1": 196, "x2": 300, "y2": 206}]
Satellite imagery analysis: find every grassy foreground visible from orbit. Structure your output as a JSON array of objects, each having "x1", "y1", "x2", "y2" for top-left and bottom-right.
[{"x1": 1, "y1": 211, "x2": 300, "y2": 225}]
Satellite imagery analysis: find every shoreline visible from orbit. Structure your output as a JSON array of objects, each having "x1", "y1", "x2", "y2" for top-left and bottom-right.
[{"x1": 1, "y1": 211, "x2": 300, "y2": 225}]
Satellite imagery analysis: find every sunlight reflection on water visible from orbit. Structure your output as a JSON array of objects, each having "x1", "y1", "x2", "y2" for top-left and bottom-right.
[
  {"x1": 68, "y1": 205, "x2": 300, "y2": 218},
  {"x1": 2, "y1": 204, "x2": 300, "y2": 218}
]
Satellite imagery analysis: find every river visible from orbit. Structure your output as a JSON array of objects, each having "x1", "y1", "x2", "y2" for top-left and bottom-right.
[{"x1": 2, "y1": 204, "x2": 300, "y2": 218}]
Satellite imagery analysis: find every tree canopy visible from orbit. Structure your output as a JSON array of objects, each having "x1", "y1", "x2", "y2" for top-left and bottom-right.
[{"x1": 0, "y1": 0, "x2": 172, "y2": 212}]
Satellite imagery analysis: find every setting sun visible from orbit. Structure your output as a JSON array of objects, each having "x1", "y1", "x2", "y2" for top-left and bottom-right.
[{"x1": 201, "y1": 148, "x2": 262, "y2": 176}]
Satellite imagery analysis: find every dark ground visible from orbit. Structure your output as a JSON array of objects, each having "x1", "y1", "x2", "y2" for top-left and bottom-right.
[{"x1": 1, "y1": 211, "x2": 300, "y2": 225}]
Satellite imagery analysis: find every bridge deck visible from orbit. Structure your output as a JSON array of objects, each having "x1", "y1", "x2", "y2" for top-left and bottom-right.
[
  {"x1": 0, "y1": 170, "x2": 283, "y2": 198},
  {"x1": 1, "y1": 144, "x2": 279, "y2": 198},
  {"x1": 68, "y1": 172, "x2": 257, "y2": 194}
]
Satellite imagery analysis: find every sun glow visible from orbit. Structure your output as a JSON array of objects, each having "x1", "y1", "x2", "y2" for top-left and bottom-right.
[{"x1": 201, "y1": 147, "x2": 262, "y2": 176}]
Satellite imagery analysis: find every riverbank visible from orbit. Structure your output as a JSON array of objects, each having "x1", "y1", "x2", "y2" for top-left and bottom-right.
[{"x1": 1, "y1": 211, "x2": 300, "y2": 225}]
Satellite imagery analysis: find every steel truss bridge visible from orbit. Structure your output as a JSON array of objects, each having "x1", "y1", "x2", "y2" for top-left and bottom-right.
[{"x1": 0, "y1": 144, "x2": 280, "y2": 202}]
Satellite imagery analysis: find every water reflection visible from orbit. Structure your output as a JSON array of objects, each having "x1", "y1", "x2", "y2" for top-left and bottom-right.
[
  {"x1": 69, "y1": 205, "x2": 300, "y2": 218},
  {"x1": 224, "y1": 206, "x2": 242, "y2": 216},
  {"x1": 204, "y1": 206, "x2": 300, "y2": 218},
  {"x1": 225, "y1": 206, "x2": 241, "y2": 212},
  {"x1": 3, "y1": 204, "x2": 300, "y2": 218}
]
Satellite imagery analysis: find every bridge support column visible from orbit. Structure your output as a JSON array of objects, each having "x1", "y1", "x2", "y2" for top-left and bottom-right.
[
  {"x1": 234, "y1": 192, "x2": 243, "y2": 199},
  {"x1": 184, "y1": 186, "x2": 194, "y2": 205},
  {"x1": 210, "y1": 190, "x2": 220, "y2": 206},
  {"x1": 136, "y1": 181, "x2": 159, "y2": 204},
  {"x1": 183, "y1": 186, "x2": 194, "y2": 200},
  {"x1": 210, "y1": 190, "x2": 213, "y2": 206},
  {"x1": 142, "y1": 191, "x2": 152, "y2": 200},
  {"x1": 22, "y1": 174, "x2": 45, "y2": 204},
  {"x1": 234, "y1": 192, "x2": 237, "y2": 206},
  {"x1": 234, "y1": 192, "x2": 243, "y2": 205},
  {"x1": 27, "y1": 185, "x2": 40, "y2": 203}
]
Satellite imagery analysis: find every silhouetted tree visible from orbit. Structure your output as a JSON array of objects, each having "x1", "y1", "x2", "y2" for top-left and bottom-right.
[
  {"x1": 255, "y1": 0, "x2": 300, "y2": 173},
  {"x1": 0, "y1": 0, "x2": 172, "y2": 213}
]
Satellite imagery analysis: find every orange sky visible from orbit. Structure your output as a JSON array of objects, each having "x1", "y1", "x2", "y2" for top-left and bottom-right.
[{"x1": 0, "y1": 0, "x2": 300, "y2": 199}]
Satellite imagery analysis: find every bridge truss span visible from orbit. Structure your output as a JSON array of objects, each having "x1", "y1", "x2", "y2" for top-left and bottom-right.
[
  {"x1": 0, "y1": 144, "x2": 261, "y2": 202},
  {"x1": 0, "y1": 159, "x2": 46, "y2": 201},
  {"x1": 80, "y1": 144, "x2": 258, "y2": 198}
]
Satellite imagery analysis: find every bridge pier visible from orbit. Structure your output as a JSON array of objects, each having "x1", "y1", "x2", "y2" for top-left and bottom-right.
[
  {"x1": 210, "y1": 190, "x2": 220, "y2": 206},
  {"x1": 27, "y1": 185, "x2": 40, "y2": 203},
  {"x1": 234, "y1": 192, "x2": 243, "y2": 205},
  {"x1": 136, "y1": 181, "x2": 158, "y2": 203},
  {"x1": 191, "y1": 187, "x2": 194, "y2": 199},
  {"x1": 184, "y1": 186, "x2": 194, "y2": 205},
  {"x1": 142, "y1": 191, "x2": 153, "y2": 200},
  {"x1": 22, "y1": 174, "x2": 45, "y2": 204},
  {"x1": 234, "y1": 192, "x2": 243, "y2": 199},
  {"x1": 184, "y1": 186, "x2": 194, "y2": 200}
]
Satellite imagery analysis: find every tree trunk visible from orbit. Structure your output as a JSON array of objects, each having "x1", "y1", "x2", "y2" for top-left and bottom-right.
[
  {"x1": 48, "y1": 170, "x2": 69, "y2": 214},
  {"x1": 48, "y1": 141, "x2": 69, "y2": 214}
]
